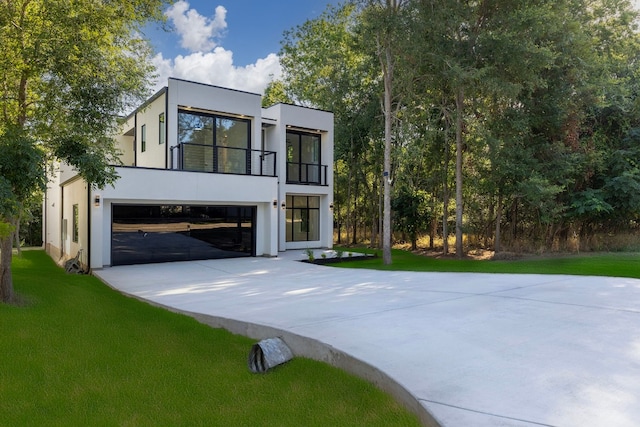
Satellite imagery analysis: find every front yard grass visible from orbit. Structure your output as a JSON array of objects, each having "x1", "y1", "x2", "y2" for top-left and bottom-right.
[
  {"x1": 0, "y1": 251, "x2": 420, "y2": 426},
  {"x1": 333, "y1": 247, "x2": 640, "y2": 279}
]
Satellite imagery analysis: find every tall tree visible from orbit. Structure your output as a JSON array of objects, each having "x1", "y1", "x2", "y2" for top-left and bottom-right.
[
  {"x1": 358, "y1": 0, "x2": 409, "y2": 264},
  {"x1": 0, "y1": 0, "x2": 167, "y2": 303}
]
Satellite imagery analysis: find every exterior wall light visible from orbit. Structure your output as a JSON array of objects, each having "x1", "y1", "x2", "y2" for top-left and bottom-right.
[
  {"x1": 329, "y1": 203, "x2": 334, "y2": 210},
  {"x1": 281, "y1": 201, "x2": 286, "y2": 210},
  {"x1": 273, "y1": 199, "x2": 278, "y2": 208},
  {"x1": 94, "y1": 195, "x2": 101, "y2": 207}
]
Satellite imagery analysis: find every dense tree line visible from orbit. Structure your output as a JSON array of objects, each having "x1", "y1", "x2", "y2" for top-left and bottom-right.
[{"x1": 271, "y1": 0, "x2": 640, "y2": 261}]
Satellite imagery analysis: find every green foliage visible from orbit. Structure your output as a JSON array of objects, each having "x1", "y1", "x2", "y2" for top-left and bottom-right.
[
  {"x1": 0, "y1": 0, "x2": 166, "y2": 188},
  {"x1": 333, "y1": 247, "x2": 640, "y2": 279},
  {"x1": 392, "y1": 186, "x2": 430, "y2": 247},
  {"x1": 0, "y1": 0, "x2": 167, "y2": 300},
  {"x1": 281, "y1": 0, "x2": 640, "y2": 251},
  {"x1": 0, "y1": 221, "x2": 14, "y2": 239},
  {"x1": 262, "y1": 79, "x2": 294, "y2": 107},
  {"x1": 0, "y1": 251, "x2": 420, "y2": 426},
  {"x1": 0, "y1": 126, "x2": 46, "y2": 218}
]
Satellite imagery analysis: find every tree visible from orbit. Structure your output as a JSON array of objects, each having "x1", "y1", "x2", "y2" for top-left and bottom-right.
[
  {"x1": 0, "y1": 0, "x2": 167, "y2": 303},
  {"x1": 358, "y1": 0, "x2": 409, "y2": 264},
  {"x1": 262, "y1": 80, "x2": 293, "y2": 107}
]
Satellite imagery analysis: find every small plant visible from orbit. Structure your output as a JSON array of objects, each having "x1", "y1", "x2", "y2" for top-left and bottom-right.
[
  {"x1": 321, "y1": 253, "x2": 327, "y2": 259},
  {"x1": 336, "y1": 250, "x2": 344, "y2": 259},
  {"x1": 348, "y1": 252, "x2": 353, "y2": 257},
  {"x1": 304, "y1": 248, "x2": 315, "y2": 262}
]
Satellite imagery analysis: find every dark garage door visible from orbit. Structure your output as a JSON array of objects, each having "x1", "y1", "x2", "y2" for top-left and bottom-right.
[{"x1": 111, "y1": 204, "x2": 256, "y2": 266}]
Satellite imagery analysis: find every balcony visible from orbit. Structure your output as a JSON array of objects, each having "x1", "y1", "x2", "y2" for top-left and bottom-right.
[
  {"x1": 286, "y1": 161, "x2": 329, "y2": 186},
  {"x1": 176, "y1": 143, "x2": 276, "y2": 177}
]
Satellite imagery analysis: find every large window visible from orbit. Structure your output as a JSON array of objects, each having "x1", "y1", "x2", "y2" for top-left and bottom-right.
[
  {"x1": 286, "y1": 195, "x2": 320, "y2": 242},
  {"x1": 178, "y1": 110, "x2": 250, "y2": 174},
  {"x1": 286, "y1": 131, "x2": 321, "y2": 184}
]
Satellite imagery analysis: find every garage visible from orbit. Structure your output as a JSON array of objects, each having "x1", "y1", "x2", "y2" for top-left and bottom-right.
[{"x1": 111, "y1": 204, "x2": 256, "y2": 266}]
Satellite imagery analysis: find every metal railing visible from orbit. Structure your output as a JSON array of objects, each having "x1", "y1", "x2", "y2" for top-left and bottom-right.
[
  {"x1": 177, "y1": 143, "x2": 276, "y2": 177},
  {"x1": 286, "y1": 161, "x2": 328, "y2": 185}
]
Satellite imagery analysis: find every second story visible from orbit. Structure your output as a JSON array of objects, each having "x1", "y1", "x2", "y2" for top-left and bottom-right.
[{"x1": 115, "y1": 78, "x2": 333, "y2": 186}]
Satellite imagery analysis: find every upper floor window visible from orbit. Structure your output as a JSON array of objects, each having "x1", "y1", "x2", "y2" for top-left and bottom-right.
[
  {"x1": 286, "y1": 130, "x2": 321, "y2": 184},
  {"x1": 178, "y1": 110, "x2": 250, "y2": 174},
  {"x1": 141, "y1": 124, "x2": 146, "y2": 152},
  {"x1": 159, "y1": 113, "x2": 165, "y2": 145}
]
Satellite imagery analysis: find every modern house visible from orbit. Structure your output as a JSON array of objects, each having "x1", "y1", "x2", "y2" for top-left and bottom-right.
[{"x1": 44, "y1": 78, "x2": 334, "y2": 270}]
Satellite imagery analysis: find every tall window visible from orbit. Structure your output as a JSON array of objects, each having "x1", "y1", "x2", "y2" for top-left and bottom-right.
[
  {"x1": 286, "y1": 195, "x2": 320, "y2": 242},
  {"x1": 159, "y1": 113, "x2": 165, "y2": 144},
  {"x1": 286, "y1": 130, "x2": 321, "y2": 184},
  {"x1": 72, "y1": 204, "x2": 79, "y2": 243},
  {"x1": 178, "y1": 110, "x2": 250, "y2": 174},
  {"x1": 141, "y1": 124, "x2": 146, "y2": 152}
]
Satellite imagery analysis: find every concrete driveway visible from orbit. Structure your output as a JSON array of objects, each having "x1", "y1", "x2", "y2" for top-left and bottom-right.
[{"x1": 94, "y1": 252, "x2": 640, "y2": 427}]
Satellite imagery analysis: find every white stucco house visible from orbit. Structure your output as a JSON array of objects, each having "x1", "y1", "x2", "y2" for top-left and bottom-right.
[{"x1": 44, "y1": 78, "x2": 334, "y2": 270}]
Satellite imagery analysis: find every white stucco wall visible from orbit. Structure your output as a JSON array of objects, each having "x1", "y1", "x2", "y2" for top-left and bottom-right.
[
  {"x1": 61, "y1": 178, "x2": 89, "y2": 268},
  {"x1": 44, "y1": 171, "x2": 62, "y2": 261},
  {"x1": 262, "y1": 103, "x2": 334, "y2": 251},
  {"x1": 135, "y1": 91, "x2": 167, "y2": 169}
]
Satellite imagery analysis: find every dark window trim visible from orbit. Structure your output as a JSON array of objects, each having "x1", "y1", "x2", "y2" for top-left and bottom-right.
[
  {"x1": 159, "y1": 113, "x2": 165, "y2": 145},
  {"x1": 177, "y1": 109, "x2": 252, "y2": 174},
  {"x1": 286, "y1": 129, "x2": 322, "y2": 184},
  {"x1": 286, "y1": 195, "x2": 320, "y2": 242},
  {"x1": 72, "y1": 204, "x2": 79, "y2": 243},
  {"x1": 141, "y1": 124, "x2": 147, "y2": 152}
]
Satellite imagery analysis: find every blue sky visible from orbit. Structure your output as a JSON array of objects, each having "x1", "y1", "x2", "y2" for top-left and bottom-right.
[{"x1": 146, "y1": 0, "x2": 341, "y2": 94}]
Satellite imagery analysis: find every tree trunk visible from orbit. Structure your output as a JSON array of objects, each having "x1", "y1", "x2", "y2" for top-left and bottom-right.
[
  {"x1": 13, "y1": 214, "x2": 22, "y2": 255},
  {"x1": 0, "y1": 234, "x2": 14, "y2": 304},
  {"x1": 455, "y1": 87, "x2": 465, "y2": 259},
  {"x1": 382, "y1": 44, "x2": 393, "y2": 265},
  {"x1": 443, "y1": 114, "x2": 450, "y2": 256},
  {"x1": 495, "y1": 194, "x2": 502, "y2": 253}
]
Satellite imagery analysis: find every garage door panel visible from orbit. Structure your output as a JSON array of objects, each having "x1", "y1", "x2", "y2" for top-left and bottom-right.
[{"x1": 112, "y1": 205, "x2": 255, "y2": 266}]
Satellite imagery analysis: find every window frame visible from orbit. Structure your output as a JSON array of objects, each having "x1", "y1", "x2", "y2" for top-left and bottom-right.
[
  {"x1": 159, "y1": 113, "x2": 165, "y2": 145},
  {"x1": 177, "y1": 109, "x2": 251, "y2": 174},
  {"x1": 72, "y1": 204, "x2": 79, "y2": 243},
  {"x1": 286, "y1": 130, "x2": 321, "y2": 184},
  {"x1": 141, "y1": 124, "x2": 147, "y2": 152},
  {"x1": 286, "y1": 195, "x2": 320, "y2": 242}
]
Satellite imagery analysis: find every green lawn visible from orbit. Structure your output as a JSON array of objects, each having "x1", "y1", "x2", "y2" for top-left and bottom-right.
[
  {"x1": 0, "y1": 251, "x2": 420, "y2": 426},
  {"x1": 334, "y1": 247, "x2": 640, "y2": 278}
]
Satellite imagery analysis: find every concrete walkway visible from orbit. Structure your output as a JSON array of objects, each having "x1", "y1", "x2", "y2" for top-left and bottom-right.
[{"x1": 94, "y1": 252, "x2": 640, "y2": 427}]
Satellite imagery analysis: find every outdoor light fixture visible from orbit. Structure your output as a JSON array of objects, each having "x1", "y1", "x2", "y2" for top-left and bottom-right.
[
  {"x1": 94, "y1": 195, "x2": 101, "y2": 207},
  {"x1": 329, "y1": 203, "x2": 334, "y2": 210},
  {"x1": 281, "y1": 201, "x2": 286, "y2": 210},
  {"x1": 273, "y1": 199, "x2": 277, "y2": 208}
]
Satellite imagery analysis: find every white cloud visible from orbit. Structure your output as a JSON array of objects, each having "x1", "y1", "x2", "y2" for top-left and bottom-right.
[
  {"x1": 165, "y1": 1, "x2": 227, "y2": 53},
  {"x1": 151, "y1": 2, "x2": 281, "y2": 96},
  {"x1": 151, "y1": 50, "x2": 282, "y2": 95}
]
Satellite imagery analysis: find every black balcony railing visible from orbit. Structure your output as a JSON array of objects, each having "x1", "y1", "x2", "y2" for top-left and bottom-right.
[
  {"x1": 177, "y1": 143, "x2": 276, "y2": 177},
  {"x1": 286, "y1": 161, "x2": 328, "y2": 185}
]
